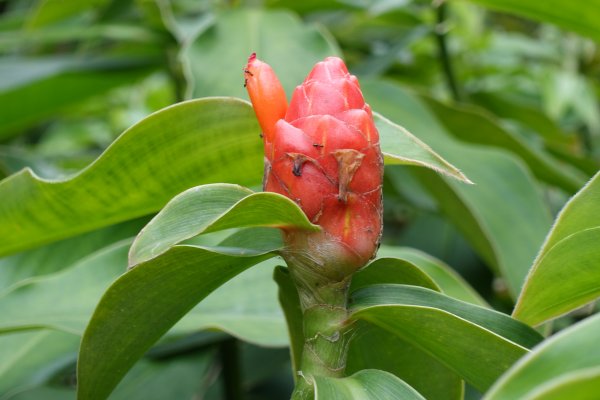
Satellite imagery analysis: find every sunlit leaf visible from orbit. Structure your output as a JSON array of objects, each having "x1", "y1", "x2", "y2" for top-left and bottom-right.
[
  {"x1": 77, "y1": 245, "x2": 274, "y2": 400},
  {"x1": 129, "y1": 184, "x2": 318, "y2": 267},
  {"x1": 350, "y1": 284, "x2": 542, "y2": 391},
  {"x1": 376, "y1": 112, "x2": 471, "y2": 183},
  {"x1": 484, "y1": 313, "x2": 600, "y2": 400},
  {"x1": 514, "y1": 172, "x2": 600, "y2": 325},
  {"x1": 0, "y1": 98, "x2": 263, "y2": 257},
  {"x1": 377, "y1": 245, "x2": 488, "y2": 306},
  {"x1": 314, "y1": 369, "x2": 426, "y2": 399}
]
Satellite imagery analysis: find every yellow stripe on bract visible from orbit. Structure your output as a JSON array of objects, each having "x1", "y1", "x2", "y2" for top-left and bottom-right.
[{"x1": 343, "y1": 205, "x2": 352, "y2": 241}]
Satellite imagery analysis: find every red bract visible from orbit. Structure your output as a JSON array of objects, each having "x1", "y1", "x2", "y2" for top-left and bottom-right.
[{"x1": 245, "y1": 54, "x2": 383, "y2": 280}]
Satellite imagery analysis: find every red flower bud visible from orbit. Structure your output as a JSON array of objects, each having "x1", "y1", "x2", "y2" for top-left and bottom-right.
[{"x1": 245, "y1": 55, "x2": 383, "y2": 282}]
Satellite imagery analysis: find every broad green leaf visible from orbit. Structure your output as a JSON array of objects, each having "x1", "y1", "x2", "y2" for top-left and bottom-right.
[
  {"x1": 0, "y1": 24, "x2": 161, "y2": 51},
  {"x1": 0, "y1": 98, "x2": 263, "y2": 257},
  {"x1": 362, "y1": 80, "x2": 552, "y2": 298},
  {"x1": 26, "y1": 0, "x2": 110, "y2": 28},
  {"x1": 172, "y1": 257, "x2": 288, "y2": 347},
  {"x1": 274, "y1": 266, "x2": 464, "y2": 400},
  {"x1": 273, "y1": 266, "x2": 304, "y2": 376},
  {"x1": 77, "y1": 245, "x2": 273, "y2": 400},
  {"x1": 347, "y1": 324, "x2": 464, "y2": 400},
  {"x1": 0, "y1": 56, "x2": 155, "y2": 139},
  {"x1": 0, "y1": 234, "x2": 287, "y2": 345},
  {"x1": 0, "y1": 240, "x2": 131, "y2": 334},
  {"x1": 375, "y1": 112, "x2": 471, "y2": 183},
  {"x1": 314, "y1": 369, "x2": 426, "y2": 399},
  {"x1": 0, "y1": 330, "x2": 79, "y2": 395},
  {"x1": 514, "y1": 172, "x2": 600, "y2": 325},
  {"x1": 469, "y1": 91, "x2": 573, "y2": 145},
  {"x1": 9, "y1": 350, "x2": 216, "y2": 400},
  {"x1": 129, "y1": 184, "x2": 318, "y2": 266},
  {"x1": 351, "y1": 257, "x2": 439, "y2": 292},
  {"x1": 350, "y1": 284, "x2": 543, "y2": 391},
  {"x1": 186, "y1": 8, "x2": 340, "y2": 99},
  {"x1": 525, "y1": 370, "x2": 600, "y2": 400},
  {"x1": 458, "y1": 0, "x2": 600, "y2": 43},
  {"x1": 423, "y1": 96, "x2": 585, "y2": 193},
  {"x1": 484, "y1": 313, "x2": 600, "y2": 400},
  {"x1": 109, "y1": 351, "x2": 215, "y2": 400},
  {"x1": 377, "y1": 245, "x2": 488, "y2": 307},
  {"x1": 0, "y1": 219, "x2": 144, "y2": 293}
]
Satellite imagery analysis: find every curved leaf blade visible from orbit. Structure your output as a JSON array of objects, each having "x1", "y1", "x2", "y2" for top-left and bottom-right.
[
  {"x1": 514, "y1": 172, "x2": 600, "y2": 325},
  {"x1": 0, "y1": 241, "x2": 132, "y2": 334},
  {"x1": 0, "y1": 330, "x2": 79, "y2": 395},
  {"x1": 347, "y1": 325, "x2": 464, "y2": 400},
  {"x1": 77, "y1": 245, "x2": 273, "y2": 400},
  {"x1": 422, "y1": 96, "x2": 586, "y2": 193},
  {"x1": 377, "y1": 245, "x2": 488, "y2": 307},
  {"x1": 526, "y1": 369, "x2": 600, "y2": 400},
  {"x1": 0, "y1": 97, "x2": 263, "y2": 257},
  {"x1": 129, "y1": 184, "x2": 318, "y2": 267},
  {"x1": 351, "y1": 257, "x2": 439, "y2": 292},
  {"x1": 350, "y1": 284, "x2": 542, "y2": 391},
  {"x1": 484, "y1": 313, "x2": 600, "y2": 400},
  {"x1": 314, "y1": 369, "x2": 426, "y2": 399},
  {"x1": 376, "y1": 112, "x2": 471, "y2": 183}
]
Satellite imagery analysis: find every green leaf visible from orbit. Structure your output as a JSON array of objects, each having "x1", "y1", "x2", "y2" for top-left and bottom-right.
[
  {"x1": 350, "y1": 284, "x2": 542, "y2": 391},
  {"x1": 9, "y1": 350, "x2": 216, "y2": 400},
  {"x1": 77, "y1": 245, "x2": 273, "y2": 400},
  {"x1": 0, "y1": 56, "x2": 155, "y2": 139},
  {"x1": 26, "y1": 0, "x2": 110, "y2": 28},
  {"x1": 0, "y1": 235, "x2": 288, "y2": 347},
  {"x1": 0, "y1": 330, "x2": 79, "y2": 395},
  {"x1": 0, "y1": 219, "x2": 144, "y2": 293},
  {"x1": 484, "y1": 313, "x2": 600, "y2": 400},
  {"x1": 314, "y1": 369, "x2": 426, "y2": 399},
  {"x1": 186, "y1": 8, "x2": 340, "y2": 99},
  {"x1": 376, "y1": 112, "x2": 471, "y2": 183},
  {"x1": 362, "y1": 80, "x2": 552, "y2": 298},
  {"x1": 514, "y1": 172, "x2": 600, "y2": 325},
  {"x1": 422, "y1": 96, "x2": 586, "y2": 193},
  {"x1": 273, "y1": 266, "x2": 304, "y2": 376},
  {"x1": 0, "y1": 98, "x2": 263, "y2": 257},
  {"x1": 0, "y1": 240, "x2": 132, "y2": 334},
  {"x1": 129, "y1": 184, "x2": 318, "y2": 267},
  {"x1": 377, "y1": 245, "x2": 488, "y2": 307},
  {"x1": 351, "y1": 257, "x2": 439, "y2": 292},
  {"x1": 172, "y1": 257, "x2": 289, "y2": 347},
  {"x1": 347, "y1": 325, "x2": 464, "y2": 400},
  {"x1": 459, "y1": 0, "x2": 600, "y2": 43}
]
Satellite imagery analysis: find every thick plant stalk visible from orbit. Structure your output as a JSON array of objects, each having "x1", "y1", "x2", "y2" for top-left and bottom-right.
[{"x1": 245, "y1": 54, "x2": 383, "y2": 398}]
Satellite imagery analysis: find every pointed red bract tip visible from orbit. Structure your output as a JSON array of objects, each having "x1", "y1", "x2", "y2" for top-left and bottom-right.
[{"x1": 244, "y1": 53, "x2": 288, "y2": 142}]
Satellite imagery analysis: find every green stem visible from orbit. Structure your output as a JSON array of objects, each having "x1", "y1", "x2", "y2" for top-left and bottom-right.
[
  {"x1": 219, "y1": 338, "x2": 243, "y2": 400},
  {"x1": 434, "y1": 0, "x2": 462, "y2": 102},
  {"x1": 287, "y1": 266, "x2": 355, "y2": 400}
]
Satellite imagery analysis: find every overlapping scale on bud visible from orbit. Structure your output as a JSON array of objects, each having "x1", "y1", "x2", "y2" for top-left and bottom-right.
[{"x1": 245, "y1": 54, "x2": 383, "y2": 282}]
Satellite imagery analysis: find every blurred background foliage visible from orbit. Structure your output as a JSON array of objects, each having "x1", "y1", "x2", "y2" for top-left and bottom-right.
[{"x1": 0, "y1": 0, "x2": 599, "y2": 399}]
